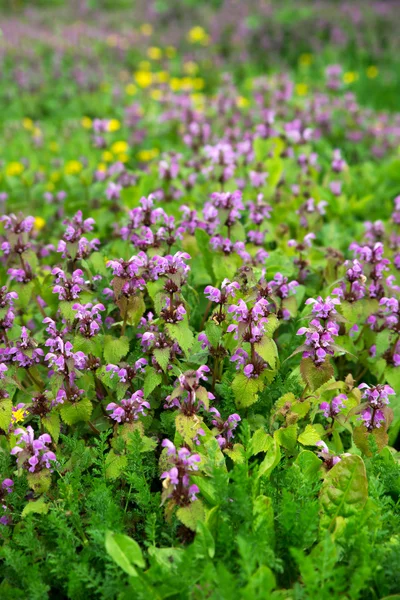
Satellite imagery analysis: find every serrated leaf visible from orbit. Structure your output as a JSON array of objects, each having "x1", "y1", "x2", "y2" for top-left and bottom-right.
[
  {"x1": 166, "y1": 321, "x2": 194, "y2": 356},
  {"x1": 319, "y1": 455, "x2": 368, "y2": 529},
  {"x1": 224, "y1": 443, "x2": 245, "y2": 463},
  {"x1": 176, "y1": 500, "x2": 205, "y2": 531},
  {"x1": 22, "y1": 497, "x2": 49, "y2": 518},
  {"x1": 275, "y1": 424, "x2": 298, "y2": 452},
  {"x1": 258, "y1": 434, "x2": 281, "y2": 479},
  {"x1": 300, "y1": 357, "x2": 334, "y2": 391},
  {"x1": 232, "y1": 373, "x2": 265, "y2": 408},
  {"x1": 60, "y1": 398, "x2": 93, "y2": 425},
  {"x1": 205, "y1": 321, "x2": 223, "y2": 347},
  {"x1": 103, "y1": 335, "x2": 130, "y2": 364},
  {"x1": 298, "y1": 424, "x2": 322, "y2": 446},
  {"x1": 175, "y1": 414, "x2": 203, "y2": 445},
  {"x1": 295, "y1": 450, "x2": 322, "y2": 481},
  {"x1": 59, "y1": 301, "x2": 76, "y2": 321},
  {"x1": 0, "y1": 398, "x2": 12, "y2": 430},
  {"x1": 249, "y1": 429, "x2": 273, "y2": 456},
  {"x1": 27, "y1": 470, "x2": 52, "y2": 494},
  {"x1": 353, "y1": 424, "x2": 388, "y2": 456},
  {"x1": 153, "y1": 347, "x2": 170, "y2": 373},
  {"x1": 143, "y1": 367, "x2": 162, "y2": 398},
  {"x1": 254, "y1": 336, "x2": 278, "y2": 369},
  {"x1": 42, "y1": 412, "x2": 61, "y2": 443},
  {"x1": 105, "y1": 450, "x2": 128, "y2": 479},
  {"x1": 105, "y1": 531, "x2": 145, "y2": 577},
  {"x1": 385, "y1": 366, "x2": 400, "y2": 390}
]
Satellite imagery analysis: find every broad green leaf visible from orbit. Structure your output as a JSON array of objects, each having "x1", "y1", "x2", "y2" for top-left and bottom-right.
[
  {"x1": 103, "y1": 335, "x2": 130, "y2": 364},
  {"x1": 176, "y1": 500, "x2": 205, "y2": 531},
  {"x1": 232, "y1": 373, "x2": 265, "y2": 408},
  {"x1": 195, "y1": 521, "x2": 215, "y2": 558},
  {"x1": 166, "y1": 321, "x2": 194, "y2": 356},
  {"x1": 353, "y1": 424, "x2": 388, "y2": 456},
  {"x1": 105, "y1": 531, "x2": 145, "y2": 577},
  {"x1": 42, "y1": 412, "x2": 61, "y2": 443},
  {"x1": 175, "y1": 414, "x2": 203, "y2": 446},
  {"x1": 275, "y1": 424, "x2": 298, "y2": 452},
  {"x1": 60, "y1": 398, "x2": 93, "y2": 425},
  {"x1": 249, "y1": 429, "x2": 273, "y2": 456},
  {"x1": 319, "y1": 455, "x2": 368, "y2": 529},
  {"x1": 105, "y1": 450, "x2": 128, "y2": 479},
  {"x1": 153, "y1": 347, "x2": 170, "y2": 373},
  {"x1": 205, "y1": 321, "x2": 223, "y2": 347},
  {"x1": 59, "y1": 301, "x2": 76, "y2": 321},
  {"x1": 27, "y1": 470, "x2": 52, "y2": 494},
  {"x1": 295, "y1": 450, "x2": 322, "y2": 481},
  {"x1": 22, "y1": 497, "x2": 49, "y2": 518},
  {"x1": 143, "y1": 367, "x2": 162, "y2": 398},
  {"x1": 300, "y1": 357, "x2": 334, "y2": 391},
  {"x1": 385, "y1": 366, "x2": 400, "y2": 390},
  {"x1": 254, "y1": 336, "x2": 278, "y2": 369},
  {"x1": 298, "y1": 424, "x2": 322, "y2": 446},
  {"x1": 258, "y1": 434, "x2": 281, "y2": 479},
  {"x1": 0, "y1": 398, "x2": 12, "y2": 431},
  {"x1": 224, "y1": 443, "x2": 245, "y2": 464}
]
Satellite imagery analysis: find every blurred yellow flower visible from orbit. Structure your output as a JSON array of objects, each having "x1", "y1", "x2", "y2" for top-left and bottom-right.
[
  {"x1": 135, "y1": 71, "x2": 152, "y2": 88},
  {"x1": 193, "y1": 77, "x2": 205, "y2": 90},
  {"x1": 298, "y1": 53, "x2": 313, "y2": 67},
  {"x1": 295, "y1": 83, "x2": 308, "y2": 96},
  {"x1": 118, "y1": 153, "x2": 129, "y2": 163},
  {"x1": 170, "y1": 77, "x2": 182, "y2": 92},
  {"x1": 236, "y1": 96, "x2": 249, "y2": 108},
  {"x1": 140, "y1": 23, "x2": 153, "y2": 36},
  {"x1": 6, "y1": 162, "x2": 24, "y2": 176},
  {"x1": 187, "y1": 26, "x2": 210, "y2": 45},
  {"x1": 150, "y1": 89, "x2": 162, "y2": 101},
  {"x1": 147, "y1": 46, "x2": 162, "y2": 60},
  {"x1": 343, "y1": 71, "x2": 358, "y2": 84},
  {"x1": 34, "y1": 216, "x2": 46, "y2": 230},
  {"x1": 154, "y1": 70, "x2": 169, "y2": 83},
  {"x1": 367, "y1": 66, "x2": 379, "y2": 79},
  {"x1": 125, "y1": 83, "x2": 137, "y2": 96},
  {"x1": 102, "y1": 151, "x2": 114, "y2": 162},
  {"x1": 137, "y1": 148, "x2": 159, "y2": 161},
  {"x1": 22, "y1": 117, "x2": 34, "y2": 130},
  {"x1": 111, "y1": 140, "x2": 129, "y2": 154},
  {"x1": 107, "y1": 119, "x2": 121, "y2": 132},
  {"x1": 97, "y1": 163, "x2": 107, "y2": 172},
  {"x1": 12, "y1": 408, "x2": 25, "y2": 424},
  {"x1": 184, "y1": 61, "x2": 199, "y2": 75},
  {"x1": 81, "y1": 116, "x2": 92, "y2": 129},
  {"x1": 64, "y1": 160, "x2": 83, "y2": 175}
]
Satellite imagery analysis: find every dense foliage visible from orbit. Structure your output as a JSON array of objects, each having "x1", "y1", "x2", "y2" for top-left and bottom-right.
[{"x1": 1, "y1": 2, "x2": 400, "y2": 599}]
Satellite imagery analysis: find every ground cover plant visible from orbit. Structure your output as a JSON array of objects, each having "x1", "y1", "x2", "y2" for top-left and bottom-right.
[{"x1": 1, "y1": 1, "x2": 400, "y2": 599}]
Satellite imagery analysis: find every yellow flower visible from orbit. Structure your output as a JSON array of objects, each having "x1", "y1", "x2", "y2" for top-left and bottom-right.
[
  {"x1": 150, "y1": 89, "x2": 162, "y2": 101},
  {"x1": 107, "y1": 119, "x2": 121, "y2": 132},
  {"x1": 343, "y1": 71, "x2": 358, "y2": 84},
  {"x1": 118, "y1": 153, "x2": 129, "y2": 163},
  {"x1": 170, "y1": 77, "x2": 182, "y2": 92},
  {"x1": 81, "y1": 116, "x2": 92, "y2": 129},
  {"x1": 154, "y1": 70, "x2": 169, "y2": 83},
  {"x1": 64, "y1": 160, "x2": 83, "y2": 175},
  {"x1": 236, "y1": 96, "x2": 249, "y2": 108},
  {"x1": 34, "y1": 216, "x2": 46, "y2": 230},
  {"x1": 147, "y1": 46, "x2": 162, "y2": 60},
  {"x1": 97, "y1": 163, "x2": 107, "y2": 172},
  {"x1": 102, "y1": 151, "x2": 114, "y2": 163},
  {"x1": 22, "y1": 117, "x2": 34, "y2": 130},
  {"x1": 140, "y1": 23, "x2": 153, "y2": 36},
  {"x1": 111, "y1": 140, "x2": 129, "y2": 154},
  {"x1": 295, "y1": 83, "x2": 308, "y2": 96},
  {"x1": 49, "y1": 142, "x2": 59, "y2": 153},
  {"x1": 183, "y1": 61, "x2": 199, "y2": 75},
  {"x1": 137, "y1": 148, "x2": 159, "y2": 161},
  {"x1": 12, "y1": 408, "x2": 25, "y2": 424},
  {"x1": 298, "y1": 53, "x2": 313, "y2": 67},
  {"x1": 135, "y1": 71, "x2": 152, "y2": 88},
  {"x1": 165, "y1": 46, "x2": 176, "y2": 58},
  {"x1": 125, "y1": 83, "x2": 137, "y2": 96},
  {"x1": 187, "y1": 26, "x2": 210, "y2": 45},
  {"x1": 367, "y1": 66, "x2": 379, "y2": 79},
  {"x1": 193, "y1": 77, "x2": 205, "y2": 90},
  {"x1": 191, "y1": 93, "x2": 205, "y2": 109},
  {"x1": 6, "y1": 162, "x2": 24, "y2": 176}
]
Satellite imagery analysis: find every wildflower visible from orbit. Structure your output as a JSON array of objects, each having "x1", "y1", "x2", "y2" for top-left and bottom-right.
[
  {"x1": 106, "y1": 390, "x2": 150, "y2": 423},
  {"x1": 11, "y1": 426, "x2": 56, "y2": 473},
  {"x1": 320, "y1": 394, "x2": 346, "y2": 419},
  {"x1": 161, "y1": 440, "x2": 201, "y2": 505}
]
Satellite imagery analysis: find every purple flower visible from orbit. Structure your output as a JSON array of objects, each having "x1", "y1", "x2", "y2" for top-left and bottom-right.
[
  {"x1": 106, "y1": 390, "x2": 150, "y2": 423},
  {"x1": 11, "y1": 426, "x2": 56, "y2": 473}
]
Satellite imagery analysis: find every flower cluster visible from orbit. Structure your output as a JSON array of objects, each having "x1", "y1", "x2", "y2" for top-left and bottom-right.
[
  {"x1": 11, "y1": 426, "x2": 56, "y2": 473},
  {"x1": 161, "y1": 439, "x2": 201, "y2": 505}
]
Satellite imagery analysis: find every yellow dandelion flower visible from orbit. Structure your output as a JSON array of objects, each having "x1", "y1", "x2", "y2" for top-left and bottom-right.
[
  {"x1": 187, "y1": 26, "x2": 210, "y2": 45},
  {"x1": 193, "y1": 77, "x2": 205, "y2": 90},
  {"x1": 236, "y1": 96, "x2": 249, "y2": 108},
  {"x1": 140, "y1": 23, "x2": 153, "y2": 36},
  {"x1": 12, "y1": 408, "x2": 25, "y2": 424},
  {"x1": 34, "y1": 216, "x2": 46, "y2": 230},
  {"x1": 102, "y1": 151, "x2": 114, "y2": 162},
  {"x1": 135, "y1": 71, "x2": 152, "y2": 88},
  {"x1": 118, "y1": 153, "x2": 129, "y2": 163},
  {"x1": 295, "y1": 83, "x2": 308, "y2": 96},
  {"x1": 64, "y1": 160, "x2": 83, "y2": 175},
  {"x1": 343, "y1": 71, "x2": 358, "y2": 84},
  {"x1": 147, "y1": 46, "x2": 162, "y2": 60},
  {"x1": 81, "y1": 116, "x2": 92, "y2": 129},
  {"x1": 125, "y1": 83, "x2": 137, "y2": 96},
  {"x1": 22, "y1": 117, "x2": 34, "y2": 130},
  {"x1": 6, "y1": 162, "x2": 24, "y2": 176},
  {"x1": 170, "y1": 77, "x2": 182, "y2": 92},
  {"x1": 97, "y1": 163, "x2": 107, "y2": 172},
  {"x1": 137, "y1": 148, "x2": 159, "y2": 161},
  {"x1": 111, "y1": 140, "x2": 129, "y2": 154},
  {"x1": 154, "y1": 70, "x2": 169, "y2": 83},
  {"x1": 107, "y1": 119, "x2": 121, "y2": 133},
  {"x1": 183, "y1": 61, "x2": 199, "y2": 75},
  {"x1": 367, "y1": 66, "x2": 379, "y2": 79}
]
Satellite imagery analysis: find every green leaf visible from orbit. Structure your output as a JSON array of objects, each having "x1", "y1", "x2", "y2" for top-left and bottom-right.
[
  {"x1": 319, "y1": 455, "x2": 368, "y2": 529},
  {"x1": 176, "y1": 500, "x2": 205, "y2": 531},
  {"x1": 295, "y1": 450, "x2": 322, "y2": 481},
  {"x1": 59, "y1": 301, "x2": 76, "y2": 321},
  {"x1": 249, "y1": 429, "x2": 273, "y2": 456},
  {"x1": 105, "y1": 450, "x2": 128, "y2": 480},
  {"x1": 195, "y1": 229, "x2": 215, "y2": 282},
  {"x1": 298, "y1": 424, "x2": 322, "y2": 446},
  {"x1": 205, "y1": 322, "x2": 223, "y2": 347},
  {"x1": 103, "y1": 335, "x2": 130, "y2": 364},
  {"x1": 258, "y1": 434, "x2": 281, "y2": 479},
  {"x1": 60, "y1": 398, "x2": 93, "y2": 425},
  {"x1": 42, "y1": 412, "x2": 61, "y2": 443},
  {"x1": 143, "y1": 367, "x2": 162, "y2": 398},
  {"x1": 232, "y1": 373, "x2": 265, "y2": 408},
  {"x1": 153, "y1": 347, "x2": 170, "y2": 373},
  {"x1": 275, "y1": 424, "x2": 298, "y2": 452},
  {"x1": 166, "y1": 321, "x2": 194, "y2": 356},
  {"x1": 27, "y1": 470, "x2": 52, "y2": 494},
  {"x1": 175, "y1": 414, "x2": 203, "y2": 445},
  {"x1": 105, "y1": 531, "x2": 145, "y2": 577},
  {"x1": 195, "y1": 521, "x2": 215, "y2": 558},
  {"x1": 224, "y1": 443, "x2": 245, "y2": 464},
  {"x1": 22, "y1": 497, "x2": 49, "y2": 518},
  {"x1": 300, "y1": 357, "x2": 334, "y2": 391},
  {"x1": 0, "y1": 398, "x2": 12, "y2": 431},
  {"x1": 254, "y1": 336, "x2": 278, "y2": 369},
  {"x1": 385, "y1": 366, "x2": 400, "y2": 390},
  {"x1": 353, "y1": 425, "x2": 388, "y2": 456}
]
